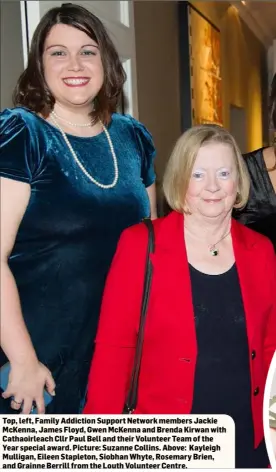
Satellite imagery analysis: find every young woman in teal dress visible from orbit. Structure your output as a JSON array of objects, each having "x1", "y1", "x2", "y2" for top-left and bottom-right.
[{"x1": 0, "y1": 4, "x2": 157, "y2": 414}]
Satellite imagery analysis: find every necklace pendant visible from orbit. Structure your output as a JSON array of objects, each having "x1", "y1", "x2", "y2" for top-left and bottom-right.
[{"x1": 210, "y1": 247, "x2": 219, "y2": 256}]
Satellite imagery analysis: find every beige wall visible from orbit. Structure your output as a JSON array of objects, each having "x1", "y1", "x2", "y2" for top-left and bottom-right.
[
  {"x1": 134, "y1": 1, "x2": 265, "y2": 195},
  {"x1": 134, "y1": 1, "x2": 181, "y2": 194},
  {"x1": 0, "y1": 1, "x2": 24, "y2": 110}
]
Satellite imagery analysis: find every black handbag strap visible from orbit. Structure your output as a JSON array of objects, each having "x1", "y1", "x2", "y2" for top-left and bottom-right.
[{"x1": 123, "y1": 218, "x2": 155, "y2": 414}]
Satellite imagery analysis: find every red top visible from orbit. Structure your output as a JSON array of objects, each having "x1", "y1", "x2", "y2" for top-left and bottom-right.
[{"x1": 83, "y1": 211, "x2": 276, "y2": 448}]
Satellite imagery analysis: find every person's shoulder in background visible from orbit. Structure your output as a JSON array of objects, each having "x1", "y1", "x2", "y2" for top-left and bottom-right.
[{"x1": 242, "y1": 147, "x2": 266, "y2": 161}]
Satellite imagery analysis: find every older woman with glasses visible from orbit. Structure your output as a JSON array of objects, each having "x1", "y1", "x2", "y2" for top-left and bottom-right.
[{"x1": 84, "y1": 124, "x2": 276, "y2": 468}]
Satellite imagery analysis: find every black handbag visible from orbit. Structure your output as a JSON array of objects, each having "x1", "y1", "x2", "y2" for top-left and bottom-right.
[{"x1": 122, "y1": 218, "x2": 155, "y2": 414}]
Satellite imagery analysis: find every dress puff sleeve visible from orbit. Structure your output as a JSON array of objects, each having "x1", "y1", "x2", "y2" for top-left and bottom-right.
[
  {"x1": 0, "y1": 108, "x2": 37, "y2": 184},
  {"x1": 129, "y1": 116, "x2": 156, "y2": 188}
]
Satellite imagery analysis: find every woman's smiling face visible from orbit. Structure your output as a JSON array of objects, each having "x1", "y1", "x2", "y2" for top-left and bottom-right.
[
  {"x1": 43, "y1": 24, "x2": 104, "y2": 110},
  {"x1": 185, "y1": 142, "x2": 239, "y2": 219}
]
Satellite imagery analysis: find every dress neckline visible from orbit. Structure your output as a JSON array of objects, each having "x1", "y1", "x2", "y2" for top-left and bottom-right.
[
  {"x1": 188, "y1": 263, "x2": 236, "y2": 277},
  {"x1": 23, "y1": 107, "x2": 114, "y2": 141}
]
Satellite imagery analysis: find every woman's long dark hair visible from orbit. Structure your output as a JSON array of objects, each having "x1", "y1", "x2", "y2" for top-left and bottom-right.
[
  {"x1": 269, "y1": 73, "x2": 276, "y2": 132},
  {"x1": 13, "y1": 3, "x2": 126, "y2": 124}
]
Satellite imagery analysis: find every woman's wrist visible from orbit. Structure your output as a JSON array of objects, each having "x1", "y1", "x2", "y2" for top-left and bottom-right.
[{"x1": 8, "y1": 349, "x2": 38, "y2": 368}]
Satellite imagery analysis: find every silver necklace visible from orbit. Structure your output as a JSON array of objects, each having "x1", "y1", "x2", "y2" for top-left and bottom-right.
[
  {"x1": 50, "y1": 112, "x2": 119, "y2": 189},
  {"x1": 51, "y1": 110, "x2": 92, "y2": 128},
  {"x1": 209, "y1": 229, "x2": 231, "y2": 256}
]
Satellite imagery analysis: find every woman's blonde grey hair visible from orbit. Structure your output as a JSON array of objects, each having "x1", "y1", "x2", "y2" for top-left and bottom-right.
[{"x1": 163, "y1": 124, "x2": 250, "y2": 213}]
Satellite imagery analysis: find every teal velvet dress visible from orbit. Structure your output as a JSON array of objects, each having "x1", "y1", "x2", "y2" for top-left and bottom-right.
[{"x1": 0, "y1": 107, "x2": 156, "y2": 414}]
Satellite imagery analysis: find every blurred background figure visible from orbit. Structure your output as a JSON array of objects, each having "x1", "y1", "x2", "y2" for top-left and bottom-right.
[{"x1": 233, "y1": 74, "x2": 276, "y2": 251}]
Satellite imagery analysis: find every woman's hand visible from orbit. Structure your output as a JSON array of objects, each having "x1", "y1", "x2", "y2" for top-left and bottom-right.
[{"x1": 2, "y1": 360, "x2": 56, "y2": 414}]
